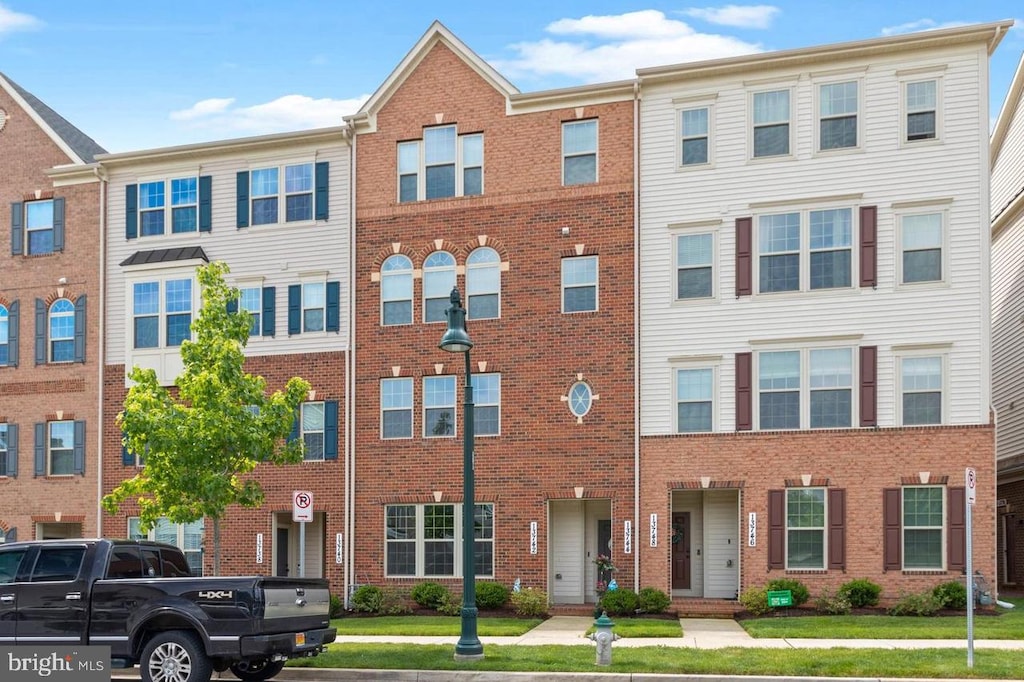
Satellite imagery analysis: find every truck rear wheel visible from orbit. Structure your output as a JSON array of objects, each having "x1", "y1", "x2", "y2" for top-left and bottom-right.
[
  {"x1": 141, "y1": 630, "x2": 213, "y2": 682},
  {"x1": 230, "y1": 659, "x2": 286, "y2": 681}
]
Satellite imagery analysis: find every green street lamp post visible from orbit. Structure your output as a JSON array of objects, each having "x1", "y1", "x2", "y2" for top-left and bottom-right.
[{"x1": 439, "y1": 287, "x2": 484, "y2": 660}]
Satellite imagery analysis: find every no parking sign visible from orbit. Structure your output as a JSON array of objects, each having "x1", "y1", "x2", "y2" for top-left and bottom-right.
[{"x1": 293, "y1": 490, "x2": 313, "y2": 522}]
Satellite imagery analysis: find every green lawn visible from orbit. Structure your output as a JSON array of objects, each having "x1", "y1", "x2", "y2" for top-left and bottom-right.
[
  {"x1": 584, "y1": 617, "x2": 682, "y2": 638},
  {"x1": 330, "y1": 615, "x2": 541, "y2": 636},
  {"x1": 741, "y1": 599, "x2": 1024, "y2": 639},
  {"x1": 290, "y1": 643, "x2": 1024, "y2": 678}
]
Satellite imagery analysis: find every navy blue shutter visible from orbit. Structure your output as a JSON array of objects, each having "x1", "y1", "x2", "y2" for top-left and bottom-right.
[
  {"x1": 8, "y1": 300, "x2": 18, "y2": 367},
  {"x1": 52, "y1": 198, "x2": 65, "y2": 251},
  {"x1": 226, "y1": 298, "x2": 238, "y2": 315},
  {"x1": 125, "y1": 185, "x2": 138, "y2": 239},
  {"x1": 34, "y1": 299, "x2": 46, "y2": 365},
  {"x1": 324, "y1": 400, "x2": 338, "y2": 460},
  {"x1": 314, "y1": 162, "x2": 329, "y2": 220},
  {"x1": 73, "y1": 295, "x2": 86, "y2": 362},
  {"x1": 236, "y1": 171, "x2": 249, "y2": 228},
  {"x1": 326, "y1": 281, "x2": 340, "y2": 332},
  {"x1": 4, "y1": 528, "x2": 14, "y2": 542},
  {"x1": 7, "y1": 424, "x2": 17, "y2": 478},
  {"x1": 288, "y1": 285, "x2": 301, "y2": 335},
  {"x1": 262, "y1": 286, "x2": 276, "y2": 336},
  {"x1": 198, "y1": 175, "x2": 212, "y2": 232},
  {"x1": 73, "y1": 420, "x2": 85, "y2": 475},
  {"x1": 11, "y1": 202, "x2": 23, "y2": 255},
  {"x1": 34, "y1": 422, "x2": 45, "y2": 476}
]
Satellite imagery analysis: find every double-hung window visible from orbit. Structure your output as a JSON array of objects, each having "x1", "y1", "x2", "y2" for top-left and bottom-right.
[
  {"x1": 562, "y1": 120, "x2": 597, "y2": 185},
  {"x1": 676, "y1": 367, "x2": 713, "y2": 433},
  {"x1": 251, "y1": 168, "x2": 279, "y2": 226},
  {"x1": 0, "y1": 423, "x2": 8, "y2": 477},
  {"x1": 301, "y1": 282, "x2": 325, "y2": 332},
  {"x1": 899, "y1": 353, "x2": 943, "y2": 425},
  {"x1": 680, "y1": 107, "x2": 710, "y2": 166},
  {"x1": 902, "y1": 486, "x2": 944, "y2": 569},
  {"x1": 905, "y1": 79, "x2": 938, "y2": 142},
  {"x1": 385, "y1": 503, "x2": 494, "y2": 577},
  {"x1": 239, "y1": 287, "x2": 261, "y2": 336},
  {"x1": 301, "y1": 402, "x2": 325, "y2": 461},
  {"x1": 758, "y1": 347, "x2": 853, "y2": 430},
  {"x1": 381, "y1": 378, "x2": 413, "y2": 439},
  {"x1": 818, "y1": 81, "x2": 858, "y2": 150},
  {"x1": 424, "y1": 376, "x2": 455, "y2": 437},
  {"x1": 48, "y1": 420, "x2": 74, "y2": 476},
  {"x1": 129, "y1": 517, "x2": 204, "y2": 575},
  {"x1": 472, "y1": 373, "x2": 500, "y2": 436},
  {"x1": 0, "y1": 304, "x2": 9, "y2": 365},
  {"x1": 758, "y1": 208, "x2": 853, "y2": 293},
  {"x1": 398, "y1": 126, "x2": 484, "y2": 202},
  {"x1": 139, "y1": 182, "x2": 166, "y2": 236},
  {"x1": 676, "y1": 232, "x2": 714, "y2": 299},
  {"x1": 48, "y1": 299, "x2": 74, "y2": 362},
  {"x1": 25, "y1": 200, "x2": 56, "y2": 254},
  {"x1": 251, "y1": 163, "x2": 314, "y2": 225},
  {"x1": 139, "y1": 178, "x2": 198, "y2": 235},
  {"x1": 900, "y1": 212, "x2": 944, "y2": 284},
  {"x1": 381, "y1": 255, "x2": 413, "y2": 326},
  {"x1": 787, "y1": 487, "x2": 825, "y2": 569},
  {"x1": 562, "y1": 255, "x2": 597, "y2": 313},
  {"x1": 133, "y1": 278, "x2": 193, "y2": 349},
  {"x1": 284, "y1": 164, "x2": 314, "y2": 222},
  {"x1": 752, "y1": 89, "x2": 790, "y2": 158},
  {"x1": 423, "y1": 251, "x2": 456, "y2": 323},
  {"x1": 466, "y1": 247, "x2": 500, "y2": 320}
]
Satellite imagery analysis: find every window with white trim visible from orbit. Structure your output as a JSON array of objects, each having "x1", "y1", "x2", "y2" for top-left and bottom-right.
[
  {"x1": 758, "y1": 347, "x2": 854, "y2": 430},
  {"x1": 472, "y1": 373, "x2": 500, "y2": 436},
  {"x1": 562, "y1": 120, "x2": 597, "y2": 185},
  {"x1": 385, "y1": 503, "x2": 494, "y2": 578},
  {"x1": 899, "y1": 353, "x2": 943, "y2": 426},
  {"x1": 424, "y1": 375, "x2": 455, "y2": 437},
  {"x1": 568, "y1": 382, "x2": 592, "y2": 418},
  {"x1": 752, "y1": 89, "x2": 790, "y2": 158},
  {"x1": 251, "y1": 163, "x2": 313, "y2": 225},
  {"x1": 48, "y1": 298, "x2": 74, "y2": 363},
  {"x1": 132, "y1": 278, "x2": 194, "y2": 349},
  {"x1": 239, "y1": 287, "x2": 261, "y2": 337},
  {"x1": 562, "y1": 256, "x2": 597, "y2": 313},
  {"x1": 466, "y1": 247, "x2": 500, "y2": 320},
  {"x1": 0, "y1": 304, "x2": 8, "y2": 365},
  {"x1": 903, "y1": 485, "x2": 943, "y2": 569},
  {"x1": 905, "y1": 79, "x2": 938, "y2": 142},
  {"x1": 381, "y1": 378, "x2": 413, "y2": 439},
  {"x1": 129, "y1": 517, "x2": 204, "y2": 575},
  {"x1": 899, "y1": 212, "x2": 944, "y2": 284},
  {"x1": 301, "y1": 401, "x2": 325, "y2": 461},
  {"x1": 676, "y1": 232, "x2": 714, "y2": 299},
  {"x1": 0, "y1": 423, "x2": 8, "y2": 477},
  {"x1": 139, "y1": 177, "x2": 198, "y2": 235},
  {"x1": 301, "y1": 282, "x2": 325, "y2": 332},
  {"x1": 787, "y1": 487, "x2": 826, "y2": 569},
  {"x1": 381, "y1": 255, "x2": 413, "y2": 326},
  {"x1": 680, "y1": 107, "x2": 710, "y2": 166},
  {"x1": 818, "y1": 81, "x2": 858, "y2": 150},
  {"x1": 398, "y1": 126, "x2": 483, "y2": 202},
  {"x1": 48, "y1": 420, "x2": 74, "y2": 476},
  {"x1": 25, "y1": 200, "x2": 56, "y2": 254},
  {"x1": 423, "y1": 251, "x2": 456, "y2": 323},
  {"x1": 758, "y1": 208, "x2": 853, "y2": 293},
  {"x1": 676, "y1": 367, "x2": 713, "y2": 433}
]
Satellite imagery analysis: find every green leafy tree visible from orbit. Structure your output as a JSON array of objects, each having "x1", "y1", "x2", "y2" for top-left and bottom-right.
[{"x1": 102, "y1": 261, "x2": 310, "y2": 574}]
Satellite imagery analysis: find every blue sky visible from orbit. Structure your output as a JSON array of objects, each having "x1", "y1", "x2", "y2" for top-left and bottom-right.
[{"x1": 0, "y1": 1, "x2": 1021, "y2": 153}]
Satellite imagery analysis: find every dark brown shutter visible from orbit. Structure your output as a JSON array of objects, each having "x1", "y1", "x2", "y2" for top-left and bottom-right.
[
  {"x1": 883, "y1": 488, "x2": 902, "y2": 571},
  {"x1": 828, "y1": 488, "x2": 846, "y2": 570},
  {"x1": 859, "y1": 206, "x2": 877, "y2": 288},
  {"x1": 947, "y1": 486, "x2": 966, "y2": 572},
  {"x1": 860, "y1": 346, "x2": 877, "y2": 427},
  {"x1": 736, "y1": 217, "x2": 752, "y2": 297},
  {"x1": 768, "y1": 489, "x2": 785, "y2": 570},
  {"x1": 736, "y1": 352, "x2": 752, "y2": 431}
]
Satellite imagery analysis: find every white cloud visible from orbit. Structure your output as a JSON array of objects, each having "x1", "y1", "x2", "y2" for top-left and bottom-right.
[
  {"x1": 0, "y1": 4, "x2": 41, "y2": 35},
  {"x1": 493, "y1": 10, "x2": 763, "y2": 83},
  {"x1": 682, "y1": 5, "x2": 780, "y2": 29},
  {"x1": 168, "y1": 93, "x2": 369, "y2": 136},
  {"x1": 880, "y1": 18, "x2": 969, "y2": 37}
]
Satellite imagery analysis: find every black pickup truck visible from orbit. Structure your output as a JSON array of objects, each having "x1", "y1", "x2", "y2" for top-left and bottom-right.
[{"x1": 0, "y1": 538, "x2": 336, "y2": 682}]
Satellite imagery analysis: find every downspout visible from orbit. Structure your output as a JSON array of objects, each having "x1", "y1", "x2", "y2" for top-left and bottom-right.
[
  {"x1": 95, "y1": 165, "x2": 107, "y2": 537},
  {"x1": 345, "y1": 126, "x2": 357, "y2": 608},
  {"x1": 632, "y1": 79, "x2": 641, "y2": 592}
]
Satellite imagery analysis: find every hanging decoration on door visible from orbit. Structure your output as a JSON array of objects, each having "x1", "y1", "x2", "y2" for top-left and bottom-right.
[{"x1": 671, "y1": 521, "x2": 684, "y2": 545}]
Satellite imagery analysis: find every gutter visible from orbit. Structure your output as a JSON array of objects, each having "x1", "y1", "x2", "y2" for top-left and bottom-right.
[
  {"x1": 345, "y1": 126, "x2": 357, "y2": 608},
  {"x1": 632, "y1": 79, "x2": 641, "y2": 592},
  {"x1": 95, "y1": 165, "x2": 108, "y2": 536}
]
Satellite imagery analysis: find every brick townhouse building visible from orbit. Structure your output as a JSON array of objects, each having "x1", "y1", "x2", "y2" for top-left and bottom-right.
[
  {"x1": 0, "y1": 73, "x2": 105, "y2": 543},
  {"x1": 345, "y1": 23, "x2": 636, "y2": 605},
  {"x1": 636, "y1": 22, "x2": 1012, "y2": 605},
  {"x1": 96, "y1": 128, "x2": 352, "y2": 581}
]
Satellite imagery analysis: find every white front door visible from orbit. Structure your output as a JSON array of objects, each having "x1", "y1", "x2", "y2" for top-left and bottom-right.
[{"x1": 549, "y1": 500, "x2": 585, "y2": 603}]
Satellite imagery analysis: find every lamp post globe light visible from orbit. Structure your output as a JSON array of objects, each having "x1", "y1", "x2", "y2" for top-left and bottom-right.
[{"x1": 439, "y1": 287, "x2": 484, "y2": 660}]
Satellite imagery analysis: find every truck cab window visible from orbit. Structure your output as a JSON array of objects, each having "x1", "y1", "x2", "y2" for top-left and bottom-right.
[
  {"x1": 30, "y1": 547, "x2": 85, "y2": 582},
  {"x1": 0, "y1": 549, "x2": 27, "y2": 584}
]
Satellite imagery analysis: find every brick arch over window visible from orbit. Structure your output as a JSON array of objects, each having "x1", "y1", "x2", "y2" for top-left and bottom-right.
[
  {"x1": 35, "y1": 291, "x2": 86, "y2": 364},
  {"x1": 370, "y1": 243, "x2": 418, "y2": 273}
]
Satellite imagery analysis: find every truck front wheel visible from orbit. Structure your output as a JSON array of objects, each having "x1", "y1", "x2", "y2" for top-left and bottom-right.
[
  {"x1": 141, "y1": 630, "x2": 213, "y2": 682},
  {"x1": 230, "y1": 659, "x2": 286, "y2": 681}
]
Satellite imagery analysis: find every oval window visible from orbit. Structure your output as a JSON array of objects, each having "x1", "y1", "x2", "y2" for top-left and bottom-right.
[{"x1": 569, "y1": 382, "x2": 592, "y2": 418}]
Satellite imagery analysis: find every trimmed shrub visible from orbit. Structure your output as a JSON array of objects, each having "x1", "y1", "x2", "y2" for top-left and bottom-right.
[
  {"x1": 437, "y1": 589, "x2": 461, "y2": 616},
  {"x1": 739, "y1": 586, "x2": 770, "y2": 616},
  {"x1": 933, "y1": 580, "x2": 968, "y2": 609},
  {"x1": 837, "y1": 578, "x2": 882, "y2": 608},
  {"x1": 476, "y1": 581, "x2": 510, "y2": 610},
  {"x1": 350, "y1": 585, "x2": 383, "y2": 614},
  {"x1": 765, "y1": 578, "x2": 810, "y2": 607},
  {"x1": 379, "y1": 586, "x2": 412, "y2": 615},
  {"x1": 600, "y1": 588, "x2": 639, "y2": 617},
  {"x1": 638, "y1": 587, "x2": 671, "y2": 614},
  {"x1": 411, "y1": 581, "x2": 450, "y2": 609},
  {"x1": 815, "y1": 588, "x2": 852, "y2": 615},
  {"x1": 888, "y1": 590, "x2": 943, "y2": 616},
  {"x1": 510, "y1": 587, "x2": 548, "y2": 617},
  {"x1": 330, "y1": 594, "x2": 344, "y2": 618}
]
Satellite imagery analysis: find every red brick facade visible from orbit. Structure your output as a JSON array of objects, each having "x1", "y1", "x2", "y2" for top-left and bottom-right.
[{"x1": 0, "y1": 83, "x2": 103, "y2": 542}]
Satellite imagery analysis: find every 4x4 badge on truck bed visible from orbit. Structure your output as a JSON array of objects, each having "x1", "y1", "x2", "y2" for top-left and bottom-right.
[{"x1": 197, "y1": 590, "x2": 234, "y2": 599}]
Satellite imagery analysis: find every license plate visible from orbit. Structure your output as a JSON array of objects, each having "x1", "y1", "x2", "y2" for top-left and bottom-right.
[{"x1": 295, "y1": 633, "x2": 306, "y2": 647}]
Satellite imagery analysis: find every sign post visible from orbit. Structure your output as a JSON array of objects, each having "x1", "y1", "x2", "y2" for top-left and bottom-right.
[
  {"x1": 293, "y1": 491, "x2": 313, "y2": 578},
  {"x1": 965, "y1": 467, "x2": 976, "y2": 668}
]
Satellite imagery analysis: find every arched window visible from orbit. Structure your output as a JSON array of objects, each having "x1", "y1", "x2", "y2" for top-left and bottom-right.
[
  {"x1": 49, "y1": 298, "x2": 75, "y2": 362},
  {"x1": 423, "y1": 251, "x2": 456, "y2": 323},
  {"x1": 0, "y1": 304, "x2": 8, "y2": 365},
  {"x1": 466, "y1": 247, "x2": 500, "y2": 320},
  {"x1": 381, "y1": 255, "x2": 413, "y2": 326}
]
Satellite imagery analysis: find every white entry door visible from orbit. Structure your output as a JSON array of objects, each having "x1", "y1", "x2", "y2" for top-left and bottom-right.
[{"x1": 549, "y1": 500, "x2": 585, "y2": 603}]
